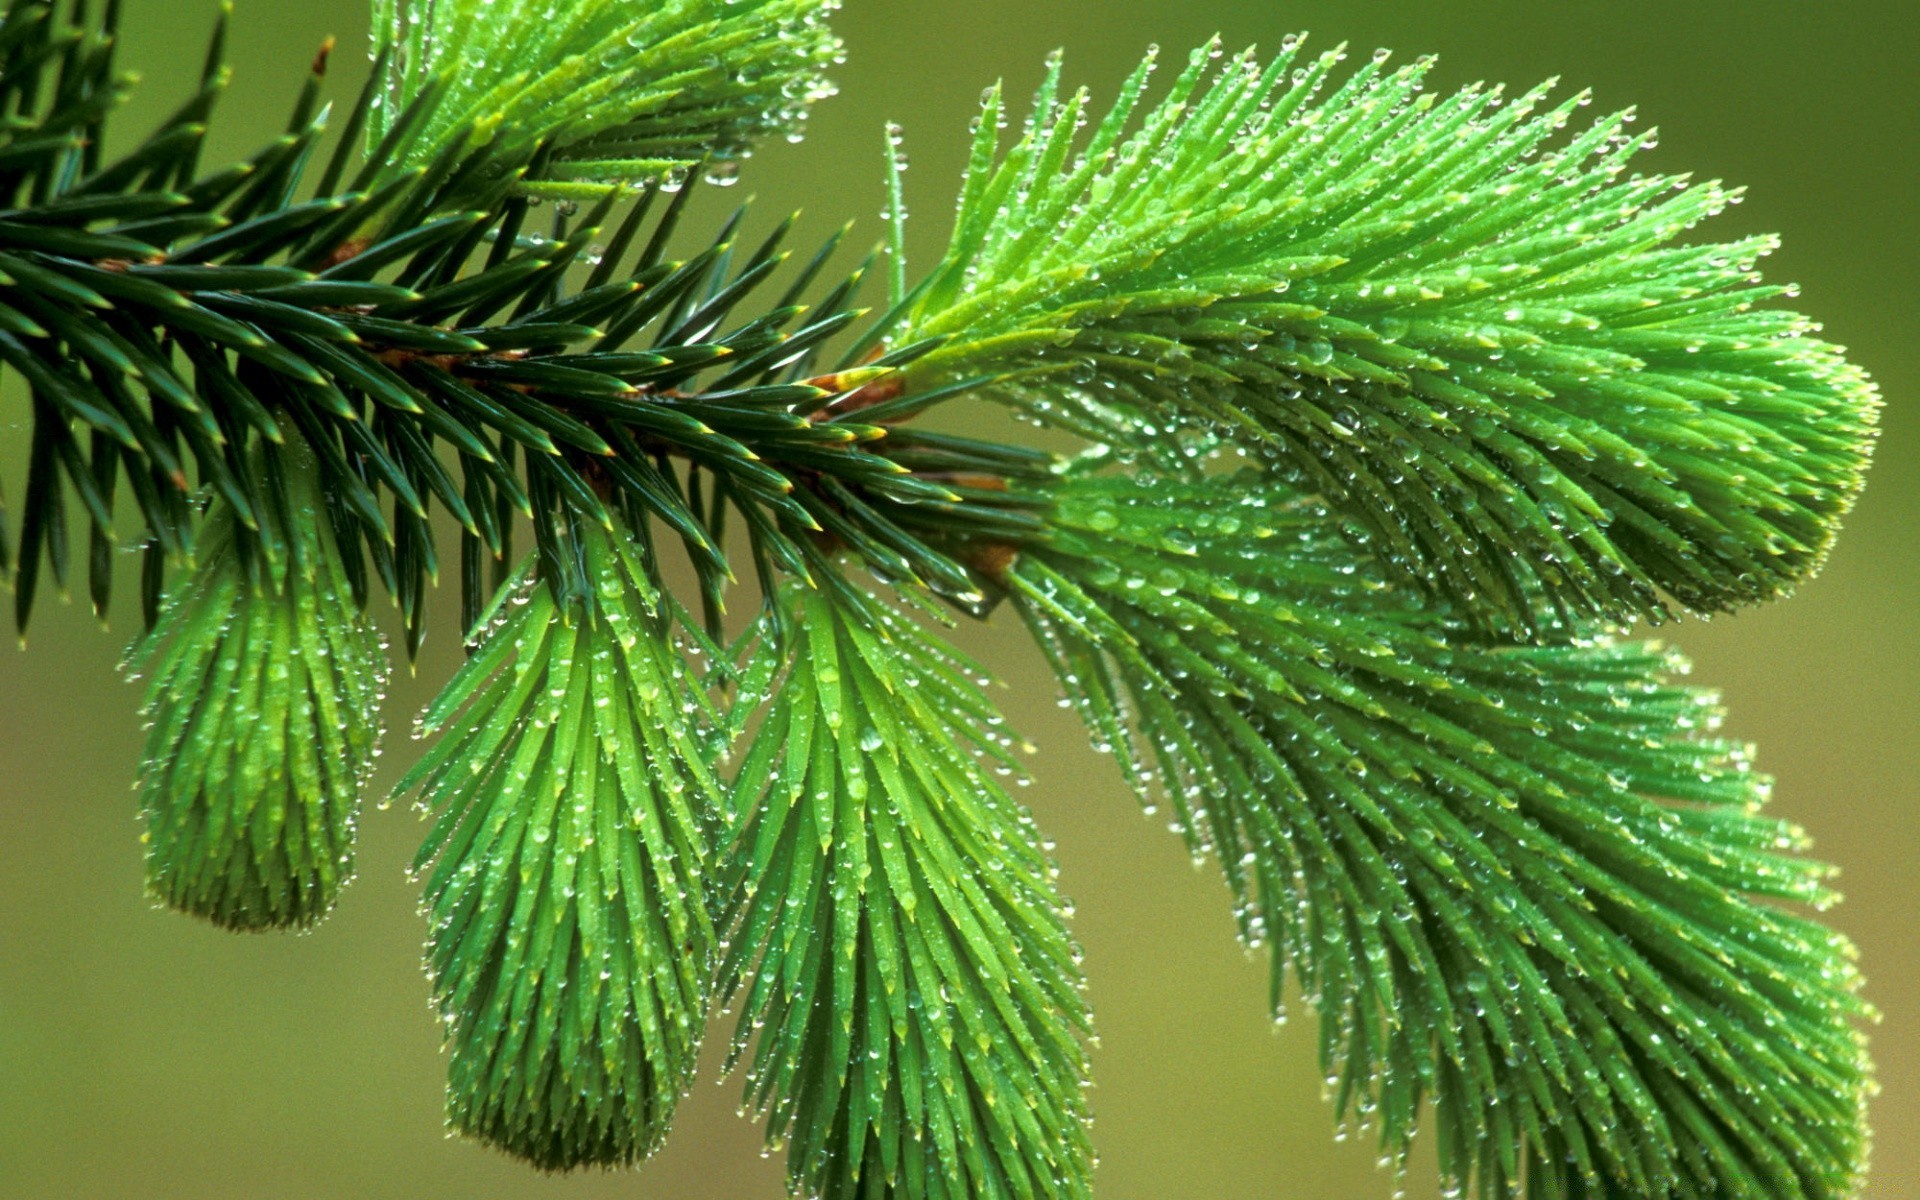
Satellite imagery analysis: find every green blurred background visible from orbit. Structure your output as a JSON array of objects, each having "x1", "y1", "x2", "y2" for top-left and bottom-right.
[{"x1": 2, "y1": 1, "x2": 1914, "y2": 1196}]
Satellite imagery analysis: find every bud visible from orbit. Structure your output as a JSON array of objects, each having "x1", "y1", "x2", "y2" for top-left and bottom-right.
[
  {"x1": 128, "y1": 444, "x2": 388, "y2": 932},
  {"x1": 396, "y1": 513, "x2": 723, "y2": 1169}
]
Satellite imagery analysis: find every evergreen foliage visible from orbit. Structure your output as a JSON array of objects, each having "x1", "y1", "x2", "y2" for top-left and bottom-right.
[
  {"x1": 718, "y1": 578, "x2": 1092, "y2": 1200},
  {"x1": 1010, "y1": 470, "x2": 1870, "y2": 1198},
  {"x1": 397, "y1": 513, "x2": 725, "y2": 1168},
  {"x1": 889, "y1": 42, "x2": 1877, "y2": 634},
  {"x1": 0, "y1": 0, "x2": 1882, "y2": 1196},
  {"x1": 126, "y1": 444, "x2": 387, "y2": 930},
  {"x1": 370, "y1": 0, "x2": 843, "y2": 196}
]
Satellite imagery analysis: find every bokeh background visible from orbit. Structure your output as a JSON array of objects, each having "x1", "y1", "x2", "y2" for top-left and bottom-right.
[{"x1": 1, "y1": 1, "x2": 1914, "y2": 1197}]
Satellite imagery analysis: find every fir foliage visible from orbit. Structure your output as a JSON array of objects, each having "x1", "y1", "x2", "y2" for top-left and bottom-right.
[
  {"x1": 718, "y1": 577, "x2": 1092, "y2": 1200},
  {"x1": 396, "y1": 513, "x2": 725, "y2": 1169},
  {"x1": 0, "y1": 0, "x2": 1884, "y2": 1196},
  {"x1": 887, "y1": 41, "x2": 1879, "y2": 634},
  {"x1": 0, "y1": 0, "x2": 868, "y2": 648},
  {"x1": 1008, "y1": 470, "x2": 1871, "y2": 1198},
  {"x1": 126, "y1": 444, "x2": 387, "y2": 930}
]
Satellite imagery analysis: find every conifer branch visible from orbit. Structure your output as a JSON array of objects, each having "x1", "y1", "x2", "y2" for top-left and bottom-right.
[
  {"x1": 1007, "y1": 469, "x2": 1871, "y2": 1197},
  {"x1": 882, "y1": 41, "x2": 1880, "y2": 634},
  {"x1": 0, "y1": 2, "x2": 1881, "y2": 1195},
  {"x1": 0, "y1": 0, "x2": 907, "y2": 646}
]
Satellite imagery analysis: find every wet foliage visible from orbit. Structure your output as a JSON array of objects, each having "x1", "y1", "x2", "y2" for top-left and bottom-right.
[{"x1": 0, "y1": 1, "x2": 1879, "y2": 1195}]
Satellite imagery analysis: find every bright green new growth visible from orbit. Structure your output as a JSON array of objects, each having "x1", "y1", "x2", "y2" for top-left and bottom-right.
[
  {"x1": 126, "y1": 446, "x2": 386, "y2": 931},
  {"x1": 0, "y1": 1, "x2": 1882, "y2": 1196},
  {"x1": 396, "y1": 515, "x2": 725, "y2": 1169},
  {"x1": 372, "y1": 0, "x2": 843, "y2": 195},
  {"x1": 718, "y1": 579, "x2": 1093, "y2": 1200},
  {"x1": 1011, "y1": 471, "x2": 1871, "y2": 1198},
  {"x1": 893, "y1": 40, "x2": 1878, "y2": 634}
]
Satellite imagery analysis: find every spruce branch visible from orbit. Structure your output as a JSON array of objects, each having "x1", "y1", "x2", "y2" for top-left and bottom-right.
[
  {"x1": 1007, "y1": 469, "x2": 1871, "y2": 1198},
  {"x1": 882, "y1": 40, "x2": 1879, "y2": 635},
  {"x1": 0, "y1": 1, "x2": 1883, "y2": 1195},
  {"x1": 395, "y1": 510, "x2": 726, "y2": 1169},
  {"x1": 718, "y1": 576, "x2": 1093, "y2": 1200},
  {"x1": 0, "y1": 0, "x2": 927, "y2": 644}
]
